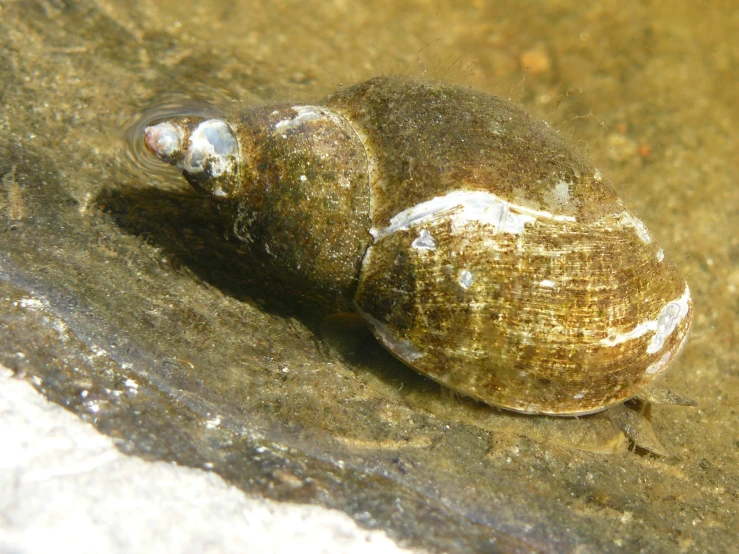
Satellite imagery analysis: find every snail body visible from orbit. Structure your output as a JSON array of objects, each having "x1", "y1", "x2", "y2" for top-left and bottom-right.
[{"x1": 144, "y1": 77, "x2": 692, "y2": 416}]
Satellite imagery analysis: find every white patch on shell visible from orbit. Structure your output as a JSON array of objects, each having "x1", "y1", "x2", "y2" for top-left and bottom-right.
[
  {"x1": 656, "y1": 248, "x2": 665, "y2": 262},
  {"x1": 411, "y1": 229, "x2": 437, "y2": 251},
  {"x1": 273, "y1": 105, "x2": 325, "y2": 135},
  {"x1": 553, "y1": 180, "x2": 571, "y2": 205},
  {"x1": 600, "y1": 286, "x2": 691, "y2": 355},
  {"x1": 356, "y1": 307, "x2": 423, "y2": 363},
  {"x1": 645, "y1": 350, "x2": 673, "y2": 375},
  {"x1": 539, "y1": 279, "x2": 556, "y2": 288},
  {"x1": 601, "y1": 320, "x2": 654, "y2": 347},
  {"x1": 619, "y1": 211, "x2": 652, "y2": 244},
  {"x1": 144, "y1": 121, "x2": 182, "y2": 157},
  {"x1": 18, "y1": 297, "x2": 44, "y2": 309},
  {"x1": 184, "y1": 119, "x2": 237, "y2": 177},
  {"x1": 647, "y1": 286, "x2": 691, "y2": 354},
  {"x1": 573, "y1": 391, "x2": 586, "y2": 399},
  {"x1": 593, "y1": 169, "x2": 603, "y2": 182},
  {"x1": 370, "y1": 190, "x2": 575, "y2": 241},
  {"x1": 458, "y1": 270, "x2": 475, "y2": 289}
]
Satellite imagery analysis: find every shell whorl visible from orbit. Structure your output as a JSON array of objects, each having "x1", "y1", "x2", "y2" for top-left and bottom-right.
[
  {"x1": 143, "y1": 76, "x2": 693, "y2": 416},
  {"x1": 355, "y1": 191, "x2": 691, "y2": 415}
]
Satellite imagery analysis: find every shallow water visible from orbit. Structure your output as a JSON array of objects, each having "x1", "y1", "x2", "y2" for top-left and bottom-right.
[{"x1": 0, "y1": 1, "x2": 736, "y2": 552}]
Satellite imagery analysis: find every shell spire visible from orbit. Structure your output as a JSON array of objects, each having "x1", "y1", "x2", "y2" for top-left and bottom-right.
[{"x1": 144, "y1": 117, "x2": 240, "y2": 199}]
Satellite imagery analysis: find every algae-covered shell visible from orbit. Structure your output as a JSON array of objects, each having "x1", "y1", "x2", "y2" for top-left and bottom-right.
[{"x1": 143, "y1": 76, "x2": 692, "y2": 416}]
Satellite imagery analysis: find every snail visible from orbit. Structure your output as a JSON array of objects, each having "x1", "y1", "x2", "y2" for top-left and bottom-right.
[{"x1": 142, "y1": 76, "x2": 694, "y2": 451}]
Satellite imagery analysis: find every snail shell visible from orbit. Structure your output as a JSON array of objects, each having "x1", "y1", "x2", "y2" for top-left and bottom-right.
[{"x1": 143, "y1": 76, "x2": 692, "y2": 416}]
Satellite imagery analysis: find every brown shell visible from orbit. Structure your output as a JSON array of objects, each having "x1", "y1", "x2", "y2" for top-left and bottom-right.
[
  {"x1": 231, "y1": 103, "x2": 372, "y2": 311},
  {"x1": 331, "y1": 78, "x2": 691, "y2": 415},
  {"x1": 356, "y1": 206, "x2": 691, "y2": 415},
  {"x1": 145, "y1": 76, "x2": 693, "y2": 416}
]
